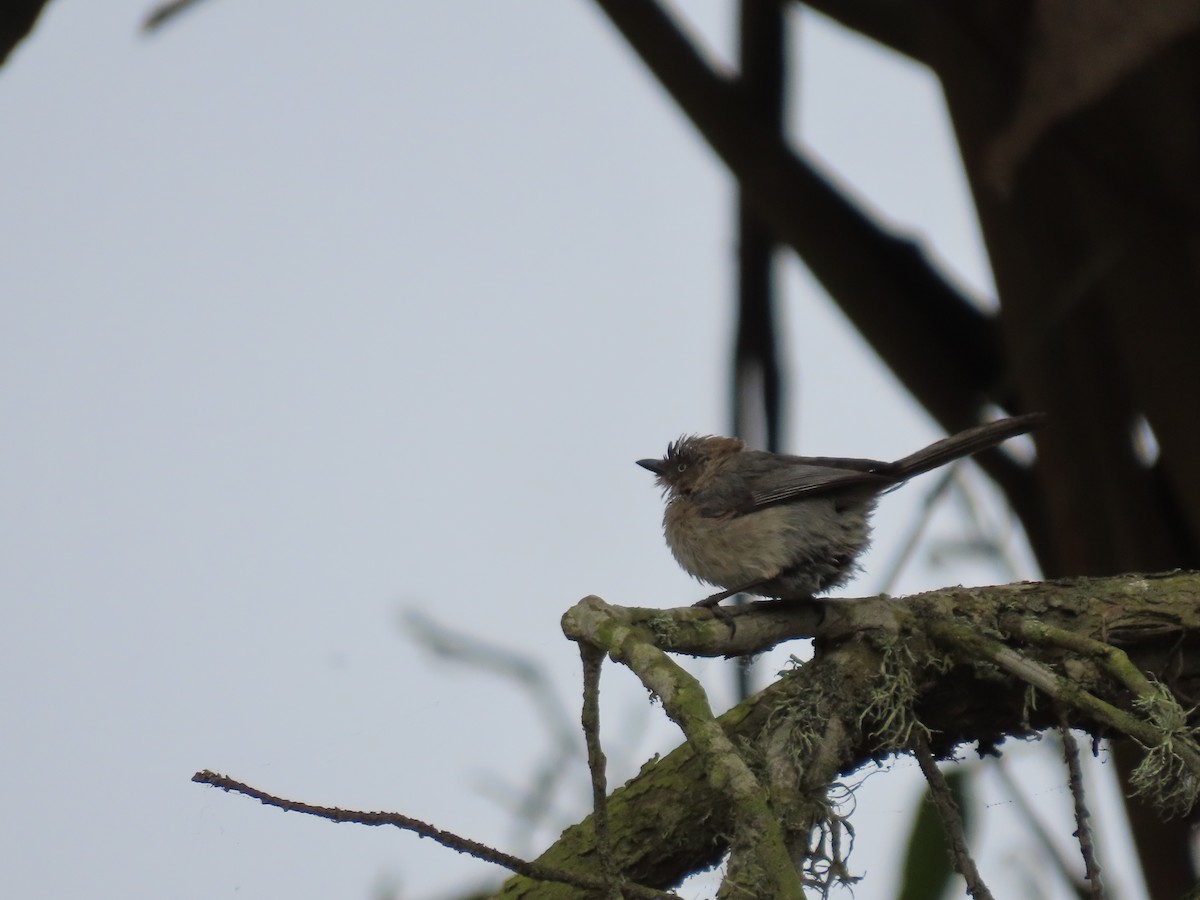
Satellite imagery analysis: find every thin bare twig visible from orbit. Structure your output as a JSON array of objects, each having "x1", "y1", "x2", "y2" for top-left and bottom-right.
[
  {"x1": 191, "y1": 770, "x2": 678, "y2": 900},
  {"x1": 1059, "y1": 719, "x2": 1106, "y2": 899},
  {"x1": 911, "y1": 734, "x2": 995, "y2": 900},
  {"x1": 580, "y1": 643, "x2": 619, "y2": 896}
]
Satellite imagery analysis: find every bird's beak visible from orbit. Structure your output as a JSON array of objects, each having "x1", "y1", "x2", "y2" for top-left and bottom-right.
[{"x1": 637, "y1": 458, "x2": 665, "y2": 475}]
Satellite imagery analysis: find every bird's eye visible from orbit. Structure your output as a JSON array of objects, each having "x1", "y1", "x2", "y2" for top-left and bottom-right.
[{"x1": 676, "y1": 463, "x2": 687, "y2": 473}]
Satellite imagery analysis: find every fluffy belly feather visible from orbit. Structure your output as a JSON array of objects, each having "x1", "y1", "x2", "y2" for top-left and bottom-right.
[{"x1": 663, "y1": 497, "x2": 874, "y2": 598}]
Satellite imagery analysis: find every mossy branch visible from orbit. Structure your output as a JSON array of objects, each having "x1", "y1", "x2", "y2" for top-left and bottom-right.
[
  {"x1": 564, "y1": 597, "x2": 804, "y2": 899},
  {"x1": 493, "y1": 571, "x2": 1200, "y2": 898}
]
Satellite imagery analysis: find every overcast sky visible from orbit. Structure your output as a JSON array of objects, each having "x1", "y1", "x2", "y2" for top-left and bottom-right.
[{"x1": 1, "y1": 3, "x2": 1143, "y2": 899}]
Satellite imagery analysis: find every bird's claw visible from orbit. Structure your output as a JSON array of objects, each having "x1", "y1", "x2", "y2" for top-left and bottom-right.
[{"x1": 694, "y1": 591, "x2": 738, "y2": 636}]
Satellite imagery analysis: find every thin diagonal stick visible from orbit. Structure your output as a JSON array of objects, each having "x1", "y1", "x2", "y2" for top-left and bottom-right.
[
  {"x1": 191, "y1": 770, "x2": 676, "y2": 899},
  {"x1": 1059, "y1": 719, "x2": 1106, "y2": 899},
  {"x1": 580, "y1": 643, "x2": 619, "y2": 895},
  {"x1": 911, "y1": 735, "x2": 994, "y2": 900}
]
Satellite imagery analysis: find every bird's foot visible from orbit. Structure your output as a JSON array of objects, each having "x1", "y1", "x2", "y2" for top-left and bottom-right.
[
  {"x1": 694, "y1": 588, "x2": 738, "y2": 609},
  {"x1": 694, "y1": 588, "x2": 742, "y2": 635}
]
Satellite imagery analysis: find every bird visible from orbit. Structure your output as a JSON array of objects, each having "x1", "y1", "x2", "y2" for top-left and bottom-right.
[{"x1": 637, "y1": 413, "x2": 1044, "y2": 611}]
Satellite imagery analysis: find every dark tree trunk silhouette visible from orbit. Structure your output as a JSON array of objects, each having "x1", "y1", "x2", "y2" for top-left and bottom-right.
[{"x1": 588, "y1": 2, "x2": 1200, "y2": 895}]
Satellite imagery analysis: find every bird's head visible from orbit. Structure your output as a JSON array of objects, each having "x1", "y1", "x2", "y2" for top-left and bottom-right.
[{"x1": 637, "y1": 434, "x2": 744, "y2": 496}]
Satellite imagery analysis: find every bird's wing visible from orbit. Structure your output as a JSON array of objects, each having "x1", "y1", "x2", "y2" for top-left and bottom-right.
[{"x1": 743, "y1": 454, "x2": 896, "y2": 508}]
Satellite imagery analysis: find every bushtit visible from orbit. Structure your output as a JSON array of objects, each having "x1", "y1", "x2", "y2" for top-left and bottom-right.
[{"x1": 637, "y1": 413, "x2": 1043, "y2": 611}]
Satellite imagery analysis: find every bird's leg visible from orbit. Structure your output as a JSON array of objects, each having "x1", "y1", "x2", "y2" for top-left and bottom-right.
[
  {"x1": 694, "y1": 580, "x2": 767, "y2": 609},
  {"x1": 693, "y1": 580, "x2": 772, "y2": 636},
  {"x1": 695, "y1": 587, "x2": 738, "y2": 609}
]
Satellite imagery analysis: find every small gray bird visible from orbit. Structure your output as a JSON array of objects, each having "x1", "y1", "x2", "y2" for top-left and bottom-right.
[{"x1": 638, "y1": 413, "x2": 1043, "y2": 610}]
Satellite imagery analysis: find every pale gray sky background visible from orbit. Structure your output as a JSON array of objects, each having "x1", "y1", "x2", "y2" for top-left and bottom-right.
[{"x1": 1, "y1": 2, "x2": 1143, "y2": 898}]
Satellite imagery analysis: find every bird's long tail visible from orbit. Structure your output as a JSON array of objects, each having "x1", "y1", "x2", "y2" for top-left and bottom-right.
[{"x1": 889, "y1": 412, "x2": 1045, "y2": 480}]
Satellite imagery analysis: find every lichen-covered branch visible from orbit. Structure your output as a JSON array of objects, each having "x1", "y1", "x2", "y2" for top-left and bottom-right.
[
  {"x1": 494, "y1": 571, "x2": 1200, "y2": 898},
  {"x1": 565, "y1": 598, "x2": 804, "y2": 899},
  {"x1": 926, "y1": 617, "x2": 1200, "y2": 813}
]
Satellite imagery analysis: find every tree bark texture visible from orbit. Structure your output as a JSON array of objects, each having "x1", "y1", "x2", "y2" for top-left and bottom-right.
[{"x1": 494, "y1": 571, "x2": 1200, "y2": 898}]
